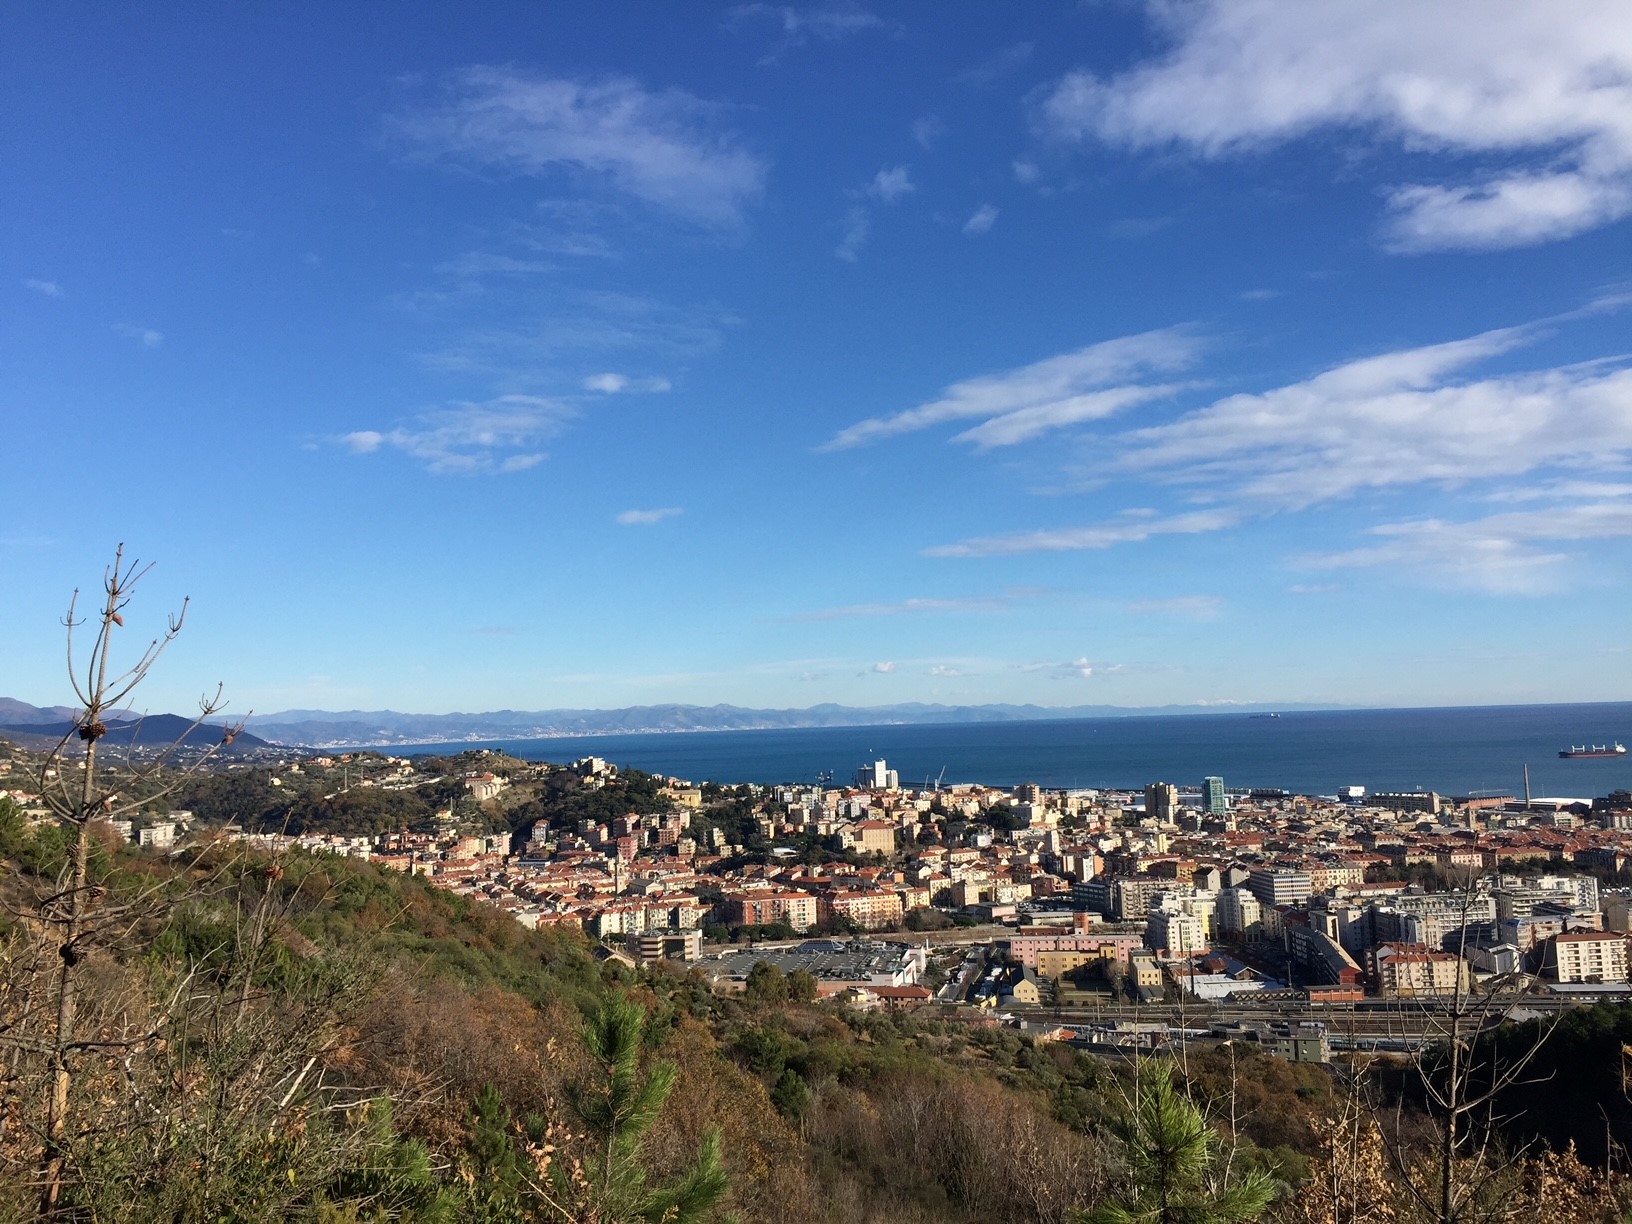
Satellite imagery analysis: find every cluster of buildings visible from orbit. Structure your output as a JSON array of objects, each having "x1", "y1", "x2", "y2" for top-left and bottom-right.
[
  {"x1": 26, "y1": 742, "x2": 1631, "y2": 1012},
  {"x1": 1045, "y1": 778, "x2": 1632, "y2": 1001}
]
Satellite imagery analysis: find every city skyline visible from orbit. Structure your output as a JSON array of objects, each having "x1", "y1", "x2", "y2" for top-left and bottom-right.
[{"x1": 4, "y1": 3, "x2": 1631, "y2": 716}]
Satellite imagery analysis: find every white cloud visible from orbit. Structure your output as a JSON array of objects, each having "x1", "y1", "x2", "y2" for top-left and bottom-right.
[
  {"x1": 953, "y1": 383, "x2": 1182, "y2": 450},
  {"x1": 834, "y1": 166, "x2": 911, "y2": 262},
  {"x1": 928, "y1": 664, "x2": 962, "y2": 677},
  {"x1": 22, "y1": 278, "x2": 63, "y2": 298},
  {"x1": 582, "y1": 372, "x2": 672, "y2": 393},
  {"x1": 1116, "y1": 323, "x2": 1632, "y2": 508},
  {"x1": 822, "y1": 326, "x2": 1202, "y2": 450},
  {"x1": 1016, "y1": 656, "x2": 1097, "y2": 680},
  {"x1": 727, "y1": 4, "x2": 887, "y2": 43},
  {"x1": 962, "y1": 204, "x2": 999, "y2": 236},
  {"x1": 871, "y1": 661, "x2": 897, "y2": 673},
  {"x1": 867, "y1": 165, "x2": 915, "y2": 204},
  {"x1": 1012, "y1": 159, "x2": 1041, "y2": 184},
  {"x1": 1299, "y1": 498, "x2": 1632, "y2": 594},
  {"x1": 342, "y1": 430, "x2": 384, "y2": 453},
  {"x1": 911, "y1": 116, "x2": 944, "y2": 149},
  {"x1": 1036, "y1": 1, "x2": 1632, "y2": 250},
  {"x1": 616, "y1": 506, "x2": 683, "y2": 526},
  {"x1": 394, "y1": 68, "x2": 766, "y2": 227},
  {"x1": 834, "y1": 206, "x2": 870, "y2": 262},
  {"x1": 113, "y1": 323, "x2": 163, "y2": 348},
  {"x1": 928, "y1": 509, "x2": 1238, "y2": 558},
  {"x1": 340, "y1": 395, "x2": 572, "y2": 474}
]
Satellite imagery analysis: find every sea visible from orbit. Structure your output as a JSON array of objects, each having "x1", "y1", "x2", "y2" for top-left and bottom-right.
[{"x1": 380, "y1": 701, "x2": 1632, "y2": 800}]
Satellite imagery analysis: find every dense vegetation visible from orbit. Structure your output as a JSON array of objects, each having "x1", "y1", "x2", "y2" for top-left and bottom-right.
[{"x1": 11, "y1": 770, "x2": 1632, "y2": 1221}]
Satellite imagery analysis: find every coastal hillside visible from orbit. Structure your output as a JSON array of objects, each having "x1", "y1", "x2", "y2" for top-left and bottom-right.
[{"x1": 0, "y1": 793, "x2": 1129, "y2": 1221}]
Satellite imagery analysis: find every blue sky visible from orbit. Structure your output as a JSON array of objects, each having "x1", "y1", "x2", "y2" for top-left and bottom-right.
[{"x1": 4, "y1": 2, "x2": 1631, "y2": 717}]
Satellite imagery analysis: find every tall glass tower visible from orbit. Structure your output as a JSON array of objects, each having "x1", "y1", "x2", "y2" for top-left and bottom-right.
[{"x1": 1203, "y1": 775, "x2": 1227, "y2": 814}]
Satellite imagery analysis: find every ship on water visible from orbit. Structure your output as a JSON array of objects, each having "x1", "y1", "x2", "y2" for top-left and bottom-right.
[{"x1": 1559, "y1": 742, "x2": 1628, "y2": 759}]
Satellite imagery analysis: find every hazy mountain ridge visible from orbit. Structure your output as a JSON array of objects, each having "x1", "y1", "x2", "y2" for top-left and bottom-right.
[
  {"x1": 0, "y1": 702, "x2": 271, "y2": 753},
  {"x1": 2, "y1": 697, "x2": 1339, "y2": 751},
  {"x1": 240, "y1": 700, "x2": 1335, "y2": 748}
]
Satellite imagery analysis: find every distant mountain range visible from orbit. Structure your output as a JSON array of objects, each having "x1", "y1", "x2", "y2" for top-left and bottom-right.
[
  {"x1": 239, "y1": 700, "x2": 1335, "y2": 749},
  {"x1": 0, "y1": 700, "x2": 272, "y2": 754},
  {"x1": 1, "y1": 696, "x2": 1337, "y2": 751}
]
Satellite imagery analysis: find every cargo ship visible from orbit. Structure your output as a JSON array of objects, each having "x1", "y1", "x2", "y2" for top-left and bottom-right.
[{"x1": 1559, "y1": 743, "x2": 1627, "y2": 759}]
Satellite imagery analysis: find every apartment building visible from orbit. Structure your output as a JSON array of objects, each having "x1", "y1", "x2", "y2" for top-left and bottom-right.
[
  {"x1": 1247, "y1": 868, "x2": 1312, "y2": 909},
  {"x1": 1370, "y1": 943, "x2": 1470, "y2": 997},
  {"x1": 822, "y1": 888, "x2": 905, "y2": 931},
  {"x1": 1549, "y1": 931, "x2": 1631, "y2": 984},
  {"x1": 725, "y1": 889, "x2": 819, "y2": 932},
  {"x1": 1216, "y1": 887, "x2": 1262, "y2": 939}
]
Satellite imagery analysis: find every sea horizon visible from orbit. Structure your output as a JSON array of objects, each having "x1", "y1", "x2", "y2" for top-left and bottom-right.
[{"x1": 371, "y1": 700, "x2": 1632, "y2": 799}]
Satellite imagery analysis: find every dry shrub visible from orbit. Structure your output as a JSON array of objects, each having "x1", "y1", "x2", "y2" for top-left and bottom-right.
[
  {"x1": 343, "y1": 967, "x2": 586, "y2": 1148},
  {"x1": 644, "y1": 1015, "x2": 817, "y2": 1224}
]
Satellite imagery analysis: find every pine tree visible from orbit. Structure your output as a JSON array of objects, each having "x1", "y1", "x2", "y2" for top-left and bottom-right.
[
  {"x1": 1078, "y1": 1058, "x2": 1276, "y2": 1224},
  {"x1": 556, "y1": 996, "x2": 730, "y2": 1224}
]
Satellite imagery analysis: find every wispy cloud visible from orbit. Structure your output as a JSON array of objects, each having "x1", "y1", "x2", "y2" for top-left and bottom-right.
[
  {"x1": 1035, "y1": 2, "x2": 1632, "y2": 250},
  {"x1": 957, "y1": 41, "x2": 1034, "y2": 86},
  {"x1": 911, "y1": 116, "x2": 943, "y2": 149},
  {"x1": 438, "y1": 250, "x2": 556, "y2": 281},
  {"x1": 954, "y1": 383, "x2": 1184, "y2": 450},
  {"x1": 421, "y1": 291, "x2": 733, "y2": 379},
  {"x1": 867, "y1": 165, "x2": 915, "y2": 204},
  {"x1": 1115, "y1": 323, "x2": 1632, "y2": 508},
  {"x1": 340, "y1": 395, "x2": 572, "y2": 474},
  {"x1": 1012, "y1": 159, "x2": 1041, "y2": 184},
  {"x1": 726, "y1": 4, "x2": 889, "y2": 55},
  {"x1": 22, "y1": 278, "x2": 63, "y2": 298},
  {"x1": 962, "y1": 204, "x2": 999, "y2": 236},
  {"x1": 928, "y1": 664, "x2": 962, "y2": 677},
  {"x1": 871, "y1": 661, "x2": 897, "y2": 673},
  {"x1": 793, "y1": 594, "x2": 1014, "y2": 621},
  {"x1": 1015, "y1": 656, "x2": 1098, "y2": 680},
  {"x1": 1121, "y1": 595, "x2": 1224, "y2": 620},
  {"x1": 928, "y1": 509, "x2": 1238, "y2": 558},
  {"x1": 615, "y1": 506, "x2": 683, "y2": 526},
  {"x1": 835, "y1": 166, "x2": 913, "y2": 262},
  {"x1": 392, "y1": 68, "x2": 766, "y2": 227},
  {"x1": 1106, "y1": 216, "x2": 1171, "y2": 240},
  {"x1": 822, "y1": 326, "x2": 1202, "y2": 450},
  {"x1": 1298, "y1": 494, "x2": 1632, "y2": 594},
  {"x1": 582, "y1": 372, "x2": 672, "y2": 394},
  {"x1": 834, "y1": 206, "x2": 870, "y2": 262},
  {"x1": 922, "y1": 304, "x2": 1632, "y2": 591},
  {"x1": 113, "y1": 323, "x2": 163, "y2": 348}
]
